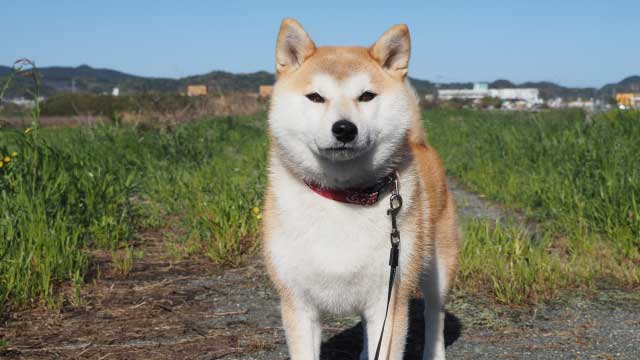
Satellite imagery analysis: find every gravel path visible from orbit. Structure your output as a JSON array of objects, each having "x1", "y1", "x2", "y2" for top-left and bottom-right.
[{"x1": 1, "y1": 179, "x2": 638, "y2": 359}]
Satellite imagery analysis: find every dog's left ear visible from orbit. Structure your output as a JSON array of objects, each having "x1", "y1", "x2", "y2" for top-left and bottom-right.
[{"x1": 369, "y1": 24, "x2": 411, "y2": 79}]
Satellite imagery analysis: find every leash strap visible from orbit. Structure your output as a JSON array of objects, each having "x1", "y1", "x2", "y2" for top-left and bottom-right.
[{"x1": 373, "y1": 175, "x2": 402, "y2": 360}]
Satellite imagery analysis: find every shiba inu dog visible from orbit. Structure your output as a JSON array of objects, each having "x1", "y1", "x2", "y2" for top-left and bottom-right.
[{"x1": 263, "y1": 18, "x2": 460, "y2": 360}]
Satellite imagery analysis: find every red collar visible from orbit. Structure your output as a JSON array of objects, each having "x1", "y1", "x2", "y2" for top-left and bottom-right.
[{"x1": 304, "y1": 175, "x2": 396, "y2": 206}]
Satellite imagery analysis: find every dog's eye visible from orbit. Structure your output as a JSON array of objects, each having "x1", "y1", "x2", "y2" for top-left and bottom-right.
[
  {"x1": 305, "y1": 92, "x2": 325, "y2": 103},
  {"x1": 358, "y1": 91, "x2": 377, "y2": 102}
]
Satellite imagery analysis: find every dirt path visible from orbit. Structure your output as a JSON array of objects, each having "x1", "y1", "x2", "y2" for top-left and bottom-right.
[{"x1": 1, "y1": 179, "x2": 639, "y2": 359}]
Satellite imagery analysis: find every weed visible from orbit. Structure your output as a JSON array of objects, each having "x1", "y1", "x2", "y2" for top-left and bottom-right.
[
  {"x1": 458, "y1": 220, "x2": 560, "y2": 304},
  {"x1": 112, "y1": 246, "x2": 134, "y2": 277}
]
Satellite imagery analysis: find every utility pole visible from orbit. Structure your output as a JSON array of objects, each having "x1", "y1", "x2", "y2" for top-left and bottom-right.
[{"x1": 71, "y1": 78, "x2": 76, "y2": 93}]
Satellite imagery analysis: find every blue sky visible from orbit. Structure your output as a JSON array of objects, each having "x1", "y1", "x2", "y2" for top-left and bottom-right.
[{"x1": 2, "y1": 0, "x2": 638, "y2": 87}]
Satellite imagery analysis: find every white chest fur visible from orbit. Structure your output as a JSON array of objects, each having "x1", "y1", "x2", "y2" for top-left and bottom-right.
[{"x1": 266, "y1": 160, "x2": 419, "y2": 315}]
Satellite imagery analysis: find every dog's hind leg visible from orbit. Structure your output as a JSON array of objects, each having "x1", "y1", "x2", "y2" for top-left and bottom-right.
[
  {"x1": 421, "y1": 263, "x2": 445, "y2": 360},
  {"x1": 422, "y1": 193, "x2": 459, "y2": 360}
]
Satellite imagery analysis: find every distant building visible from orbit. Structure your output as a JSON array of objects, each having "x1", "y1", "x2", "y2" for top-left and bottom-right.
[
  {"x1": 567, "y1": 98, "x2": 595, "y2": 110},
  {"x1": 112, "y1": 87, "x2": 120, "y2": 97},
  {"x1": 5, "y1": 97, "x2": 45, "y2": 108},
  {"x1": 547, "y1": 97, "x2": 564, "y2": 109},
  {"x1": 259, "y1": 85, "x2": 274, "y2": 98},
  {"x1": 501, "y1": 99, "x2": 530, "y2": 111},
  {"x1": 423, "y1": 94, "x2": 435, "y2": 102},
  {"x1": 187, "y1": 85, "x2": 208, "y2": 97},
  {"x1": 437, "y1": 82, "x2": 542, "y2": 108},
  {"x1": 616, "y1": 93, "x2": 640, "y2": 109},
  {"x1": 474, "y1": 82, "x2": 489, "y2": 91}
]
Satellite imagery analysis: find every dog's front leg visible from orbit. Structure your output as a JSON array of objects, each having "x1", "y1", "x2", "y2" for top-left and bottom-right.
[
  {"x1": 280, "y1": 295, "x2": 321, "y2": 360},
  {"x1": 362, "y1": 293, "x2": 409, "y2": 360}
]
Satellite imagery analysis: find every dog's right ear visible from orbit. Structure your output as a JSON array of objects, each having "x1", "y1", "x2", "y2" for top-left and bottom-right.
[{"x1": 276, "y1": 18, "x2": 316, "y2": 77}]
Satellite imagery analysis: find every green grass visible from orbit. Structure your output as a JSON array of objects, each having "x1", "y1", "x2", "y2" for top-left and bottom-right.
[
  {"x1": 2, "y1": 102, "x2": 638, "y2": 309},
  {"x1": 0, "y1": 115, "x2": 267, "y2": 309},
  {"x1": 426, "y1": 109, "x2": 640, "y2": 302},
  {"x1": 458, "y1": 220, "x2": 562, "y2": 304}
]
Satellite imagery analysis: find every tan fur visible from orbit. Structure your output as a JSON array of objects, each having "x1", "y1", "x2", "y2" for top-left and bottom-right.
[
  {"x1": 411, "y1": 143, "x2": 460, "y2": 287},
  {"x1": 277, "y1": 46, "x2": 404, "y2": 97}
]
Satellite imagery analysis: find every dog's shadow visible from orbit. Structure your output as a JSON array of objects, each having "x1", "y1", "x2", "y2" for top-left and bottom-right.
[{"x1": 320, "y1": 298, "x2": 462, "y2": 359}]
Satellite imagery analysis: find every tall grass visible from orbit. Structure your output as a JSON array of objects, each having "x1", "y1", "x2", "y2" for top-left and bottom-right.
[
  {"x1": 427, "y1": 109, "x2": 640, "y2": 300},
  {"x1": 144, "y1": 117, "x2": 267, "y2": 263},
  {"x1": 459, "y1": 220, "x2": 561, "y2": 304},
  {"x1": 1, "y1": 109, "x2": 267, "y2": 309}
]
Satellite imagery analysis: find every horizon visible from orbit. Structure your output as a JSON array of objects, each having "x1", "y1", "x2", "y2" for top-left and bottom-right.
[
  {"x1": 2, "y1": 62, "x2": 637, "y2": 90},
  {"x1": 2, "y1": 1, "x2": 639, "y2": 88}
]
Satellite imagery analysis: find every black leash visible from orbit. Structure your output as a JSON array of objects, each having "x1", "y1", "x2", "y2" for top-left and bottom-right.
[{"x1": 373, "y1": 174, "x2": 402, "y2": 360}]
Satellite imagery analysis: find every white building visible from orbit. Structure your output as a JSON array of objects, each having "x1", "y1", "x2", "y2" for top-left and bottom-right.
[
  {"x1": 437, "y1": 82, "x2": 542, "y2": 108},
  {"x1": 5, "y1": 97, "x2": 46, "y2": 109},
  {"x1": 547, "y1": 97, "x2": 564, "y2": 109},
  {"x1": 567, "y1": 98, "x2": 595, "y2": 110}
]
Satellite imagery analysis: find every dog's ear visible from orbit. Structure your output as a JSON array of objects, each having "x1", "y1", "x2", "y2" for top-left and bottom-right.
[
  {"x1": 369, "y1": 24, "x2": 411, "y2": 79},
  {"x1": 276, "y1": 18, "x2": 316, "y2": 77}
]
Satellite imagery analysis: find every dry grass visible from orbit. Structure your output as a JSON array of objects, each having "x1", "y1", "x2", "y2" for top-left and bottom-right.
[
  {"x1": 119, "y1": 92, "x2": 269, "y2": 128},
  {"x1": 1, "y1": 92, "x2": 269, "y2": 129}
]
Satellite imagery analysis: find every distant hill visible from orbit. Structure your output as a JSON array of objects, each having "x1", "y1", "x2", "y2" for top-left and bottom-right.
[
  {"x1": 1, "y1": 64, "x2": 638, "y2": 101},
  {"x1": 600, "y1": 76, "x2": 640, "y2": 97},
  {"x1": 0, "y1": 65, "x2": 275, "y2": 98},
  {"x1": 515, "y1": 81, "x2": 597, "y2": 100}
]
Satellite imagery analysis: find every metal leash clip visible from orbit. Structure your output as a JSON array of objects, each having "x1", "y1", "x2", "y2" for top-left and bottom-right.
[
  {"x1": 386, "y1": 174, "x2": 402, "y2": 264},
  {"x1": 387, "y1": 175, "x2": 402, "y2": 247},
  {"x1": 375, "y1": 172, "x2": 403, "y2": 360}
]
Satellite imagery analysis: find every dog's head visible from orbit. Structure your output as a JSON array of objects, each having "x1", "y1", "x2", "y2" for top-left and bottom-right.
[{"x1": 269, "y1": 19, "x2": 421, "y2": 188}]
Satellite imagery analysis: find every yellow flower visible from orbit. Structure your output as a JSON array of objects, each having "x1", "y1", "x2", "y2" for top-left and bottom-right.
[
  {"x1": 252, "y1": 207, "x2": 260, "y2": 214},
  {"x1": 0, "y1": 160, "x2": 3, "y2": 168},
  {"x1": 3, "y1": 156, "x2": 9, "y2": 163},
  {"x1": 256, "y1": 214, "x2": 263, "y2": 220},
  {"x1": 11, "y1": 151, "x2": 17, "y2": 157},
  {"x1": 24, "y1": 127, "x2": 32, "y2": 134}
]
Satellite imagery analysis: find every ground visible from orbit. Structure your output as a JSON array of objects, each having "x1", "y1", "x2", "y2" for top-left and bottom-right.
[{"x1": 1, "y1": 179, "x2": 639, "y2": 359}]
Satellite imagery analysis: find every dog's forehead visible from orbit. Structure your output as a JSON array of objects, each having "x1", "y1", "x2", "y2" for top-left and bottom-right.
[
  {"x1": 311, "y1": 73, "x2": 370, "y2": 94},
  {"x1": 306, "y1": 47, "x2": 379, "y2": 79},
  {"x1": 286, "y1": 46, "x2": 388, "y2": 90}
]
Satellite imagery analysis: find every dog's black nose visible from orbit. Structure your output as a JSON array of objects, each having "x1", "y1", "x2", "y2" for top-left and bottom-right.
[{"x1": 332, "y1": 119, "x2": 358, "y2": 143}]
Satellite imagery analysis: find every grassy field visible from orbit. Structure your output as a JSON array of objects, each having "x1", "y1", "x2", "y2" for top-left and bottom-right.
[
  {"x1": 426, "y1": 109, "x2": 640, "y2": 302},
  {"x1": 1, "y1": 108, "x2": 638, "y2": 310},
  {"x1": 0, "y1": 115, "x2": 267, "y2": 309}
]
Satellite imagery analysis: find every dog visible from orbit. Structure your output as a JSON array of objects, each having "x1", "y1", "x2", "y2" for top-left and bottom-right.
[{"x1": 263, "y1": 18, "x2": 460, "y2": 360}]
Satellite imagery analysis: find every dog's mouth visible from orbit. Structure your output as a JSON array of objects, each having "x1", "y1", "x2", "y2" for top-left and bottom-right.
[
  {"x1": 317, "y1": 144, "x2": 370, "y2": 162},
  {"x1": 324, "y1": 146, "x2": 352, "y2": 152}
]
